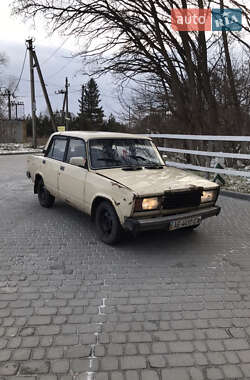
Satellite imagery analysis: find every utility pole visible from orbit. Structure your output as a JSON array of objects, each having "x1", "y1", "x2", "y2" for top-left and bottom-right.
[
  {"x1": 55, "y1": 77, "x2": 70, "y2": 131},
  {"x1": 55, "y1": 89, "x2": 66, "y2": 127},
  {"x1": 26, "y1": 38, "x2": 57, "y2": 146},
  {"x1": 26, "y1": 38, "x2": 37, "y2": 148},
  {"x1": 7, "y1": 90, "x2": 11, "y2": 120},
  {"x1": 65, "y1": 77, "x2": 70, "y2": 131},
  {"x1": 32, "y1": 50, "x2": 56, "y2": 132}
]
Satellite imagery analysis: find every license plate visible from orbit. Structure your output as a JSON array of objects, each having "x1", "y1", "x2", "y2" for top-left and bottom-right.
[{"x1": 169, "y1": 216, "x2": 201, "y2": 231}]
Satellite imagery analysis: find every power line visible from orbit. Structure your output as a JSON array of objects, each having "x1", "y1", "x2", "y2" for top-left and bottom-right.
[
  {"x1": 41, "y1": 37, "x2": 70, "y2": 65},
  {"x1": 46, "y1": 54, "x2": 81, "y2": 79},
  {"x1": 18, "y1": 77, "x2": 65, "y2": 88},
  {"x1": 17, "y1": 92, "x2": 62, "y2": 98},
  {"x1": 46, "y1": 60, "x2": 74, "y2": 79},
  {"x1": 12, "y1": 48, "x2": 28, "y2": 96},
  {"x1": 69, "y1": 89, "x2": 81, "y2": 93}
]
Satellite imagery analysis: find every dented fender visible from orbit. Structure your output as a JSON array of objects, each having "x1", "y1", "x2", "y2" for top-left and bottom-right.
[
  {"x1": 86, "y1": 171, "x2": 136, "y2": 224},
  {"x1": 109, "y1": 182, "x2": 136, "y2": 223}
]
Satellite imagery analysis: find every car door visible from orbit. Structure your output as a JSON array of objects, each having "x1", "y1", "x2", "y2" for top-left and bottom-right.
[
  {"x1": 58, "y1": 137, "x2": 88, "y2": 210},
  {"x1": 43, "y1": 136, "x2": 68, "y2": 196}
]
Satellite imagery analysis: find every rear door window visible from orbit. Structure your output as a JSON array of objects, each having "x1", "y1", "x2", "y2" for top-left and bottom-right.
[
  {"x1": 46, "y1": 139, "x2": 55, "y2": 158},
  {"x1": 47, "y1": 137, "x2": 67, "y2": 161}
]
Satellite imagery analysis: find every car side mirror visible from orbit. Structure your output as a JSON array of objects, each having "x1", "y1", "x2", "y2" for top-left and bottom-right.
[
  {"x1": 69, "y1": 156, "x2": 87, "y2": 168},
  {"x1": 162, "y1": 153, "x2": 167, "y2": 161}
]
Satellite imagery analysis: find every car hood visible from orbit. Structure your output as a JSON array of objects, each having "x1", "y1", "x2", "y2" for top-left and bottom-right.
[{"x1": 96, "y1": 166, "x2": 218, "y2": 196}]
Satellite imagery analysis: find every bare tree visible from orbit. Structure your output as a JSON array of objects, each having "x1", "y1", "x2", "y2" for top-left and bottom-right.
[
  {"x1": 12, "y1": 0, "x2": 250, "y2": 133},
  {"x1": 0, "y1": 53, "x2": 8, "y2": 118},
  {"x1": 0, "y1": 53, "x2": 6, "y2": 69}
]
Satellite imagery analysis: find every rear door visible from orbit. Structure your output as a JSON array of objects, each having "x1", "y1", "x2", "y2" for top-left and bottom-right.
[
  {"x1": 43, "y1": 136, "x2": 68, "y2": 196},
  {"x1": 58, "y1": 137, "x2": 88, "y2": 210}
]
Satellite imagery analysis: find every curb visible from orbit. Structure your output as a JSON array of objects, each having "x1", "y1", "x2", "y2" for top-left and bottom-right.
[
  {"x1": 0, "y1": 151, "x2": 42, "y2": 156},
  {"x1": 221, "y1": 189, "x2": 250, "y2": 201}
]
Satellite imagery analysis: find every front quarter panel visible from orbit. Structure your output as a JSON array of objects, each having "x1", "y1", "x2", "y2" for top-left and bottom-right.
[{"x1": 85, "y1": 171, "x2": 136, "y2": 224}]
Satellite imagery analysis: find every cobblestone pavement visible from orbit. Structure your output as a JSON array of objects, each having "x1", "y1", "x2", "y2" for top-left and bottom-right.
[{"x1": 0, "y1": 154, "x2": 250, "y2": 380}]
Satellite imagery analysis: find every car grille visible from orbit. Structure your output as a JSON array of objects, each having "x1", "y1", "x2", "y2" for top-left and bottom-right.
[{"x1": 163, "y1": 188, "x2": 203, "y2": 210}]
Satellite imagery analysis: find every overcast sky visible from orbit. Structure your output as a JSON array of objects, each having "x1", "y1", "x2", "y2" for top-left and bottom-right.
[
  {"x1": 1, "y1": 1, "x2": 249, "y2": 121},
  {"x1": 0, "y1": 1, "x2": 124, "y2": 119}
]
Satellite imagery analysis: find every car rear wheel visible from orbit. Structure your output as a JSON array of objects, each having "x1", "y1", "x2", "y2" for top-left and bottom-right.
[
  {"x1": 37, "y1": 179, "x2": 55, "y2": 208},
  {"x1": 95, "y1": 201, "x2": 122, "y2": 244}
]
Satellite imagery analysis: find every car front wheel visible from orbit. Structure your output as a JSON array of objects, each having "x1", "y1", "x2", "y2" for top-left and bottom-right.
[
  {"x1": 95, "y1": 201, "x2": 122, "y2": 245},
  {"x1": 37, "y1": 179, "x2": 55, "y2": 208}
]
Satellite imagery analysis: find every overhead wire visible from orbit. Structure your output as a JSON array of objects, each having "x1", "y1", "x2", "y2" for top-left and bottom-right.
[
  {"x1": 10, "y1": 43, "x2": 118, "y2": 117},
  {"x1": 46, "y1": 60, "x2": 76, "y2": 79},
  {"x1": 41, "y1": 37, "x2": 70, "y2": 65},
  {"x1": 18, "y1": 77, "x2": 66, "y2": 88},
  {"x1": 12, "y1": 48, "x2": 28, "y2": 96}
]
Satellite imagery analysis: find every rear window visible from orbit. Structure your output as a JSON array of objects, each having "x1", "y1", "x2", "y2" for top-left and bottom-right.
[{"x1": 47, "y1": 138, "x2": 67, "y2": 161}]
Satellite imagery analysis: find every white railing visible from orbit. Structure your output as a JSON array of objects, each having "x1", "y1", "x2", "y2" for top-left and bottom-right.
[{"x1": 148, "y1": 134, "x2": 250, "y2": 178}]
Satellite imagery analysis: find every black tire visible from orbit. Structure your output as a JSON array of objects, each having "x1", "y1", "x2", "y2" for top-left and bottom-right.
[
  {"x1": 95, "y1": 201, "x2": 122, "y2": 244},
  {"x1": 37, "y1": 179, "x2": 55, "y2": 208}
]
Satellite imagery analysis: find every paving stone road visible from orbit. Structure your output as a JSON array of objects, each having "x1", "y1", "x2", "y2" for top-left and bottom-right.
[{"x1": 0, "y1": 154, "x2": 250, "y2": 380}]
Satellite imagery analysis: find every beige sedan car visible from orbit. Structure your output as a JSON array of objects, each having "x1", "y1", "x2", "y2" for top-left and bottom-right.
[{"x1": 27, "y1": 131, "x2": 221, "y2": 244}]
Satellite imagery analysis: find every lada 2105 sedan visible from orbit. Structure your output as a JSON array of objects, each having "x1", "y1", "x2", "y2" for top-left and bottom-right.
[{"x1": 26, "y1": 131, "x2": 221, "y2": 244}]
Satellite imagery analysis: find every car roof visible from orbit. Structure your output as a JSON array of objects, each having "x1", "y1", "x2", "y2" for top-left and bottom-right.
[{"x1": 51, "y1": 131, "x2": 151, "y2": 141}]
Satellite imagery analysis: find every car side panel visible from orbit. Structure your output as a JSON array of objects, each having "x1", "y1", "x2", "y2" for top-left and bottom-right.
[
  {"x1": 58, "y1": 163, "x2": 88, "y2": 211},
  {"x1": 84, "y1": 171, "x2": 136, "y2": 224},
  {"x1": 27, "y1": 155, "x2": 58, "y2": 197},
  {"x1": 39, "y1": 157, "x2": 60, "y2": 197}
]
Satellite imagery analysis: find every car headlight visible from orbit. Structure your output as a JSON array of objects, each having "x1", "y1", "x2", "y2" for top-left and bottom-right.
[
  {"x1": 134, "y1": 197, "x2": 160, "y2": 211},
  {"x1": 142, "y1": 197, "x2": 159, "y2": 210},
  {"x1": 201, "y1": 190, "x2": 217, "y2": 203}
]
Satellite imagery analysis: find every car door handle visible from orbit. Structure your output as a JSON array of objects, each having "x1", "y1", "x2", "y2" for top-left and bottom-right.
[
  {"x1": 42, "y1": 160, "x2": 46, "y2": 164},
  {"x1": 60, "y1": 166, "x2": 65, "y2": 171}
]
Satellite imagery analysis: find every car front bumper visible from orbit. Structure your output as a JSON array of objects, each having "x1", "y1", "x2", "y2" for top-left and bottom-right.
[{"x1": 124, "y1": 205, "x2": 221, "y2": 233}]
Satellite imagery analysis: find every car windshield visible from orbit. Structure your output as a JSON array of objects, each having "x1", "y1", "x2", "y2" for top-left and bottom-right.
[{"x1": 89, "y1": 138, "x2": 164, "y2": 170}]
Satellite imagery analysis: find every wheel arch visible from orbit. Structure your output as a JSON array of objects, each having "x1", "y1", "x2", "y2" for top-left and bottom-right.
[{"x1": 91, "y1": 195, "x2": 117, "y2": 222}]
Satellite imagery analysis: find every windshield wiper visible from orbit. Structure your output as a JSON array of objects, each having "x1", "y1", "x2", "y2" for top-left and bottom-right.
[
  {"x1": 122, "y1": 166, "x2": 143, "y2": 171},
  {"x1": 97, "y1": 158, "x2": 121, "y2": 163},
  {"x1": 144, "y1": 164, "x2": 164, "y2": 169},
  {"x1": 129, "y1": 155, "x2": 146, "y2": 161}
]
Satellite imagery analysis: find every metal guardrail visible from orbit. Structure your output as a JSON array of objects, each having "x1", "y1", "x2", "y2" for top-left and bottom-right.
[
  {"x1": 148, "y1": 134, "x2": 250, "y2": 178},
  {"x1": 149, "y1": 134, "x2": 250, "y2": 142}
]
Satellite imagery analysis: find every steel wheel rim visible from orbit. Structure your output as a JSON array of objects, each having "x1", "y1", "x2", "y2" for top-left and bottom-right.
[{"x1": 100, "y1": 209, "x2": 113, "y2": 236}]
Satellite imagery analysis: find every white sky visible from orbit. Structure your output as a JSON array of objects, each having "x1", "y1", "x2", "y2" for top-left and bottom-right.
[
  {"x1": 1, "y1": 1, "x2": 77, "y2": 49},
  {"x1": 0, "y1": 1, "x2": 123, "y2": 119},
  {"x1": 0, "y1": 1, "x2": 249, "y2": 119}
]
